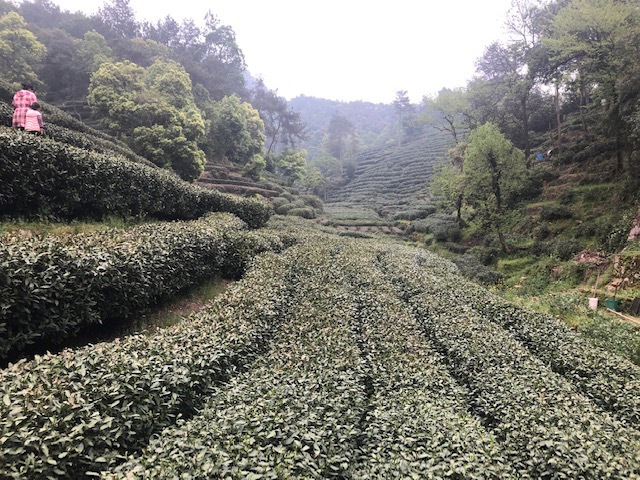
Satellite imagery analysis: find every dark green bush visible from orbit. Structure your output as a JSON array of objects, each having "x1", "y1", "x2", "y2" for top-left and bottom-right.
[
  {"x1": 288, "y1": 207, "x2": 316, "y2": 219},
  {"x1": 0, "y1": 252, "x2": 293, "y2": 479},
  {"x1": 453, "y1": 254, "x2": 503, "y2": 285},
  {"x1": 389, "y1": 205, "x2": 437, "y2": 221},
  {"x1": 300, "y1": 194, "x2": 324, "y2": 211},
  {"x1": 466, "y1": 245, "x2": 500, "y2": 266},
  {"x1": 540, "y1": 205, "x2": 573, "y2": 220},
  {"x1": 0, "y1": 130, "x2": 272, "y2": 228},
  {"x1": 271, "y1": 196, "x2": 290, "y2": 210},
  {"x1": 407, "y1": 214, "x2": 460, "y2": 242},
  {"x1": 0, "y1": 214, "x2": 284, "y2": 362}
]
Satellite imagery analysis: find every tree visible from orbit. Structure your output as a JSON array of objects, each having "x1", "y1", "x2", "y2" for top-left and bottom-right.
[
  {"x1": 309, "y1": 154, "x2": 341, "y2": 200},
  {"x1": 325, "y1": 114, "x2": 358, "y2": 176},
  {"x1": 207, "y1": 94, "x2": 265, "y2": 166},
  {"x1": 463, "y1": 123, "x2": 527, "y2": 252},
  {"x1": 251, "y1": 78, "x2": 307, "y2": 156},
  {"x1": 430, "y1": 142, "x2": 466, "y2": 223},
  {"x1": 544, "y1": 0, "x2": 640, "y2": 171},
  {"x1": 0, "y1": 11, "x2": 46, "y2": 85},
  {"x1": 423, "y1": 88, "x2": 468, "y2": 144},
  {"x1": 36, "y1": 28, "x2": 77, "y2": 101},
  {"x1": 277, "y1": 149, "x2": 307, "y2": 186},
  {"x1": 393, "y1": 89, "x2": 414, "y2": 146},
  {"x1": 97, "y1": 0, "x2": 139, "y2": 39},
  {"x1": 88, "y1": 59, "x2": 207, "y2": 181}
]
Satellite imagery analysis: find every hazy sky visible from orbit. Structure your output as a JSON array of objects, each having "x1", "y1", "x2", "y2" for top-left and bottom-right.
[{"x1": 48, "y1": 0, "x2": 514, "y2": 104}]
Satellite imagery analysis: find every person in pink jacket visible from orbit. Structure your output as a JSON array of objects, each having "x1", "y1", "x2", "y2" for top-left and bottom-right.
[
  {"x1": 24, "y1": 102, "x2": 44, "y2": 135},
  {"x1": 12, "y1": 83, "x2": 38, "y2": 129}
]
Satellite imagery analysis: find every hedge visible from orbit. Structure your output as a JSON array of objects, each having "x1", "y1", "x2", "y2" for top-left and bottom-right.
[
  {"x1": 107, "y1": 242, "x2": 368, "y2": 478},
  {"x1": 0, "y1": 213, "x2": 284, "y2": 362},
  {"x1": 0, "y1": 252, "x2": 293, "y2": 479},
  {"x1": 0, "y1": 129, "x2": 272, "y2": 227}
]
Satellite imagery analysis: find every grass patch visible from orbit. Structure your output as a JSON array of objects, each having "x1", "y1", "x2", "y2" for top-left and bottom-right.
[
  {"x1": 128, "y1": 277, "x2": 232, "y2": 334},
  {"x1": 66, "y1": 276, "x2": 232, "y2": 349},
  {"x1": 0, "y1": 216, "x2": 142, "y2": 237}
]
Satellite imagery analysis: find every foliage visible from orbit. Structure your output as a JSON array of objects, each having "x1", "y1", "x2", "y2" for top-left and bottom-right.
[
  {"x1": 276, "y1": 148, "x2": 307, "y2": 186},
  {"x1": 0, "y1": 213, "x2": 285, "y2": 362},
  {"x1": 250, "y1": 78, "x2": 307, "y2": 156},
  {"x1": 539, "y1": 204, "x2": 573, "y2": 220},
  {"x1": 88, "y1": 59, "x2": 206, "y2": 181},
  {"x1": 0, "y1": 11, "x2": 46, "y2": 85},
  {"x1": 0, "y1": 129, "x2": 272, "y2": 227},
  {"x1": 206, "y1": 93, "x2": 265, "y2": 167},
  {"x1": 407, "y1": 213, "x2": 461, "y2": 242},
  {"x1": 464, "y1": 123, "x2": 527, "y2": 251},
  {"x1": 0, "y1": 250, "x2": 292, "y2": 478},
  {"x1": 2, "y1": 229, "x2": 640, "y2": 477}
]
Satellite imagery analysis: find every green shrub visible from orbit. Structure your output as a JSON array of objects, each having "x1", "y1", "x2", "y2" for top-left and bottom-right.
[
  {"x1": 271, "y1": 196, "x2": 290, "y2": 210},
  {"x1": 453, "y1": 254, "x2": 503, "y2": 285},
  {"x1": 0, "y1": 130, "x2": 272, "y2": 228},
  {"x1": 300, "y1": 194, "x2": 324, "y2": 211},
  {"x1": 389, "y1": 205, "x2": 436, "y2": 221},
  {"x1": 0, "y1": 252, "x2": 293, "y2": 479},
  {"x1": 0, "y1": 214, "x2": 284, "y2": 362},
  {"x1": 288, "y1": 207, "x2": 316, "y2": 219},
  {"x1": 408, "y1": 214, "x2": 460, "y2": 242},
  {"x1": 539, "y1": 205, "x2": 573, "y2": 220}
]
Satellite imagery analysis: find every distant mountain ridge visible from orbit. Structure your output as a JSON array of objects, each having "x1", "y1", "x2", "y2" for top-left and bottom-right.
[{"x1": 288, "y1": 95, "x2": 398, "y2": 156}]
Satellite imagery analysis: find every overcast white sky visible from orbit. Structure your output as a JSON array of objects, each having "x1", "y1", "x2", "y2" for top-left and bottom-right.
[{"x1": 46, "y1": 0, "x2": 514, "y2": 104}]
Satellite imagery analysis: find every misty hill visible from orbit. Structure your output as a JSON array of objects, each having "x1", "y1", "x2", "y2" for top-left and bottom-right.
[
  {"x1": 328, "y1": 128, "x2": 454, "y2": 214},
  {"x1": 289, "y1": 95, "x2": 398, "y2": 156}
]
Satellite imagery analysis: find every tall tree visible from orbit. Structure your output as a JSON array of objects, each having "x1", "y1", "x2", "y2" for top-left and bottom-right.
[
  {"x1": 207, "y1": 94, "x2": 266, "y2": 167},
  {"x1": 97, "y1": 0, "x2": 139, "y2": 39},
  {"x1": 392, "y1": 89, "x2": 413, "y2": 146},
  {"x1": 544, "y1": 0, "x2": 640, "y2": 171},
  {"x1": 88, "y1": 59, "x2": 207, "y2": 180},
  {"x1": 251, "y1": 78, "x2": 307, "y2": 156},
  {"x1": 325, "y1": 114, "x2": 358, "y2": 176},
  {"x1": 423, "y1": 87, "x2": 468, "y2": 144},
  {"x1": 0, "y1": 11, "x2": 46, "y2": 85},
  {"x1": 276, "y1": 148, "x2": 307, "y2": 186},
  {"x1": 309, "y1": 153, "x2": 341, "y2": 200},
  {"x1": 463, "y1": 123, "x2": 527, "y2": 253}
]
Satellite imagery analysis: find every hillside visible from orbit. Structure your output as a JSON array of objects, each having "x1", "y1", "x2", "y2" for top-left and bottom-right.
[
  {"x1": 327, "y1": 128, "x2": 453, "y2": 213},
  {"x1": 2, "y1": 86, "x2": 640, "y2": 478},
  {"x1": 289, "y1": 95, "x2": 398, "y2": 156}
]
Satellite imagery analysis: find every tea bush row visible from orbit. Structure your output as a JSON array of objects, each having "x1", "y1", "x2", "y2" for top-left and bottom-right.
[
  {"x1": 0, "y1": 213, "x2": 283, "y2": 361},
  {"x1": 378, "y1": 247, "x2": 640, "y2": 477},
  {"x1": 106, "y1": 242, "x2": 369, "y2": 478},
  {"x1": 0, "y1": 251, "x2": 294, "y2": 479},
  {"x1": 333, "y1": 244, "x2": 517, "y2": 478},
  {"x1": 0, "y1": 129, "x2": 271, "y2": 227},
  {"x1": 387, "y1": 247, "x2": 640, "y2": 428},
  {"x1": 45, "y1": 124, "x2": 154, "y2": 167}
]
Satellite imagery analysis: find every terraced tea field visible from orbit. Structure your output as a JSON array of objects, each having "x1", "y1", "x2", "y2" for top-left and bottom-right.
[
  {"x1": 328, "y1": 129, "x2": 453, "y2": 213},
  {"x1": 3, "y1": 227, "x2": 640, "y2": 478}
]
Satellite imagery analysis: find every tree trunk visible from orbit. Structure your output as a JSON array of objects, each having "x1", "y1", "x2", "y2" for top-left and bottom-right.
[
  {"x1": 555, "y1": 81, "x2": 562, "y2": 150},
  {"x1": 497, "y1": 228, "x2": 511, "y2": 253},
  {"x1": 616, "y1": 136, "x2": 624, "y2": 173},
  {"x1": 522, "y1": 96, "x2": 530, "y2": 167},
  {"x1": 580, "y1": 76, "x2": 588, "y2": 134}
]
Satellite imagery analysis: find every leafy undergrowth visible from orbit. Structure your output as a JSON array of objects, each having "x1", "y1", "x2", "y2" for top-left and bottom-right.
[{"x1": 505, "y1": 291, "x2": 640, "y2": 366}]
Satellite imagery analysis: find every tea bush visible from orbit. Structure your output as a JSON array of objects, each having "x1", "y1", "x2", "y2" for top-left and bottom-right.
[
  {"x1": 0, "y1": 251, "x2": 294, "y2": 479},
  {"x1": 0, "y1": 214, "x2": 283, "y2": 361},
  {"x1": 0, "y1": 129, "x2": 271, "y2": 227}
]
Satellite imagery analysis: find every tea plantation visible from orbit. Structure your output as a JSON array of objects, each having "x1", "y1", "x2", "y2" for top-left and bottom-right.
[{"x1": 2, "y1": 99, "x2": 640, "y2": 478}]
